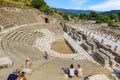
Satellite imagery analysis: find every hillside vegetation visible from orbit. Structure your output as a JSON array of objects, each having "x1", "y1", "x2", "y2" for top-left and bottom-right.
[
  {"x1": 2, "y1": 0, "x2": 120, "y2": 28},
  {"x1": 58, "y1": 8, "x2": 120, "y2": 28},
  {"x1": 3, "y1": 0, "x2": 53, "y2": 14},
  {"x1": 79, "y1": 12, "x2": 120, "y2": 28},
  {"x1": 2, "y1": 0, "x2": 70, "y2": 21}
]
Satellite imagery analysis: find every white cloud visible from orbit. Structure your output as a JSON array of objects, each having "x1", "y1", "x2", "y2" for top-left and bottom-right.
[
  {"x1": 89, "y1": 0, "x2": 120, "y2": 11},
  {"x1": 70, "y1": 0, "x2": 88, "y2": 9},
  {"x1": 71, "y1": 0, "x2": 88, "y2": 5}
]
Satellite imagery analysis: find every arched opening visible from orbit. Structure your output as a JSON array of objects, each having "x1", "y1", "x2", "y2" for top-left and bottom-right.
[{"x1": 45, "y1": 18, "x2": 49, "y2": 23}]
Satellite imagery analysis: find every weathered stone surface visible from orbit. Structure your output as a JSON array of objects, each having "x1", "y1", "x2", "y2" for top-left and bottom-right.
[
  {"x1": 81, "y1": 42, "x2": 92, "y2": 53},
  {"x1": 87, "y1": 74, "x2": 109, "y2": 80},
  {"x1": 0, "y1": 57, "x2": 13, "y2": 67},
  {"x1": 94, "y1": 50, "x2": 109, "y2": 66},
  {"x1": 86, "y1": 40, "x2": 97, "y2": 53},
  {"x1": 99, "y1": 48, "x2": 115, "y2": 61},
  {"x1": 99, "y1": 48, "x2": 116, "y2": 66}
]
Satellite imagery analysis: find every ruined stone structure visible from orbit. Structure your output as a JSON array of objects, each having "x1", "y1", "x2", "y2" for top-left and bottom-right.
[
  {"x1": 61, "y1": 22, "x2": 120, "y2": 68},
  {"x1": 81, "y1": 42, "x2": 92, "y2": 53},
  {"x1": 0, "y1": 4, "x2": 119, "y2": 80},
  {"x1": 85, "y1": 40, "x2": 97, "y2": 53}
]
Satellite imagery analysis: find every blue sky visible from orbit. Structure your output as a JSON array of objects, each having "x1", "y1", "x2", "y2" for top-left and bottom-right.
[{"x1": 45, "y1": 0, "x2": 120, "y2": 11}]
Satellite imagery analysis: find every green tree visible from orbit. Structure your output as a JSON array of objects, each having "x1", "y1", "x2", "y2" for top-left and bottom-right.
[
  {"x1": 79, "y1": 13, "x2": 83, "y2": 19},
  {"x1": 90, "y1": 11, "x2": 99, "y2": 19},
  {"x1": 63, "y1": 14, "x2": 69, "y2": 20},
  {"x1": 12, "y1": 0, "x2": 18, "y2": 2},
  {"x1": 96, "y1": 15, "x2": 111, "y2": 23},
  {"x1": 79, "y1": 13, "x2": 92, "y2": 20},
  {"x1": 110, "y1": 14, "x2": 119, "y2": 22},
  {"x1": 31, "y1": 0, "x2": 46, "y2": 8},
  {"x1": 40, "y1": 5, "x2": 54, "y2": 15},
  {"x1": 118, "y1": 12, "x2": 120, "y2": 21}
]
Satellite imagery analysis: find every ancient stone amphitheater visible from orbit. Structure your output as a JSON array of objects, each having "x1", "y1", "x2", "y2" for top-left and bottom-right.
[{"x1": 0, "y1": 5, "x2": 119, "y2": 80}]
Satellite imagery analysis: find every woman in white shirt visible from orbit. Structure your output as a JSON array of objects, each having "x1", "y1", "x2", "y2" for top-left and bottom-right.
[{"x1": 68, "y1": 64, "x2": 75, "y2": 78}]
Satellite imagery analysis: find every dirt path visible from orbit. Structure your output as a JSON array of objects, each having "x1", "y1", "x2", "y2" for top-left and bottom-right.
[{"x1": 51, "y1": 40, "x2": 74, "y2": 54}]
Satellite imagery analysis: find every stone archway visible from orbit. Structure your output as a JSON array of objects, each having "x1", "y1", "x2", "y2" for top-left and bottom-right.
[{"x1": 45, "y1": 18, "x2": 49, "y2": 23}]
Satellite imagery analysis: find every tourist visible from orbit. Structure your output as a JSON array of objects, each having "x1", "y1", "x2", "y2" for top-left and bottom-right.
[
  {"x1": 17, "y1": 71, "x2": 27, "y2": 80},
  {"x1": 44, "y1": 51, "x2": 48, "y2": 60},
  {"x1": 25, "y1": 57, "x2": 32, "y2": 67},
  {"x1": 76, "y1": 64, "x2": 83, "y2": 78},
  {"x1": 68, "y1": 64, "x2": 75, "y2": 78},
  {"x1": 7, "y1": 68, "x2": 19, "y2": 80}
]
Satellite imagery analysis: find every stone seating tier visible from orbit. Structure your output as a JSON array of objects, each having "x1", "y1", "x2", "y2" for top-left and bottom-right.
[{"x1": 3, "y1": 29, "x2": 37, "y2": 45}]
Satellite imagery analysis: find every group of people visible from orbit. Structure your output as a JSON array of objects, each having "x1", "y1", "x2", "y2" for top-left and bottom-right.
[
  {"x1": 65, "y1": 64, "x2": 83, "y2": 78},
  {"x1": 7, "y1": 68, "x2": 27, "y2": 80},
  {"x1": 7, "y1": 53, "x2": 48, "y2": 80}
]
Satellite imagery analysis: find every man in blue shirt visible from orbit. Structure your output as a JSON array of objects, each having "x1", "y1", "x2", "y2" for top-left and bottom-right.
[
  {"x1": 44, "y1": 51, "x2": 48, "y2": 60},
  {"x1": 7, "y1": 68, "x2": 18, "y2": 80}
]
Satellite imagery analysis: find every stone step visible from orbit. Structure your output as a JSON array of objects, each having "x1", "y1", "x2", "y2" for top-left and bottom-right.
[
  {"x1": 10, "y1": 31, "x2": 23, "y2": 42},
  {"x1": 14, "y1": 32, "x2": 24, "y2": 42}
]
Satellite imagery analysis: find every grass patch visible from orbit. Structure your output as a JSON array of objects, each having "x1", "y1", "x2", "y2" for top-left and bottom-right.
[
  {"x1": 0, "y1": 66, "x2": 4, "y2": 69},
  {"x1": 3, "y1": 0, "x2": 25, "y2": 5}
]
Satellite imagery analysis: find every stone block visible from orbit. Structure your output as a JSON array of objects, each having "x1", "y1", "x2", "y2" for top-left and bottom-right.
[
  {"x1": 0, "y1": 57, "x2": 13, "y2": 67},
  {"x1": 94, "y1": 50, "x2": 109, "y2": 66},
  {"x1": 86, "y1": 40, "x2": 97, "y2": 52},
  {"x1": 81, "y1": 42, "x2": 92, "y2": 53},
  {"x1": 99, "y1": 48, "x2": 115, "y2": 61},
  {"x1": 87, "y1": 74, "x2": 109, "y2": 80}
]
